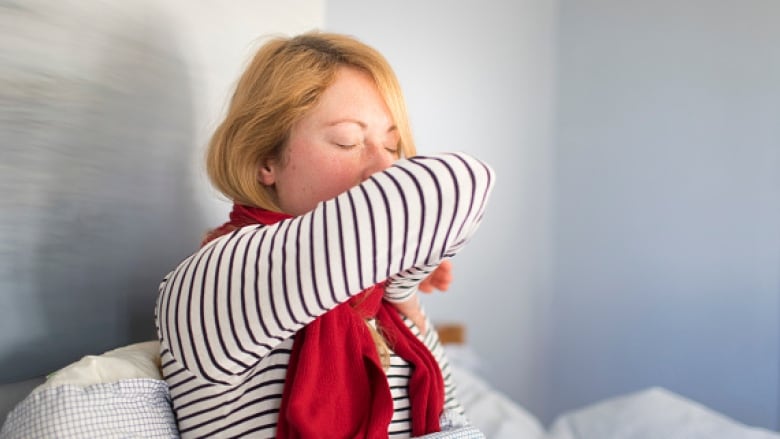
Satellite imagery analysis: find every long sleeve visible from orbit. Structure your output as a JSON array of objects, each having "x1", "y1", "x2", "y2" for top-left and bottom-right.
[{"x1": 155, "y1": 152, "x2": 494, "y2": 384}]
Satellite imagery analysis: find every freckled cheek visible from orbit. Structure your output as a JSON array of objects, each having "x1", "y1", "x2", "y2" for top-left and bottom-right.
[{"x1": 318, "y1": 169, "x2": 360, "y2": 200}]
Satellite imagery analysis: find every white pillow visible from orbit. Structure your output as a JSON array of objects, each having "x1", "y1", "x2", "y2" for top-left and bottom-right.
[
  {"x1": 547, "y1": 387, "x2": 780, "y2": 439},
  {"x1": 37, "y1": 340, "x2": 162, "y2": 391}
]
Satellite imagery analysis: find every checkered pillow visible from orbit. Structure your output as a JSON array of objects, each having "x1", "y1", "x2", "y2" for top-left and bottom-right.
[
  {"x1": 414, "y1": 410, "x2": 486, "y2": 438},
  {"x1": 0, "y1": 379, "x2": 177, "y2": 439}
]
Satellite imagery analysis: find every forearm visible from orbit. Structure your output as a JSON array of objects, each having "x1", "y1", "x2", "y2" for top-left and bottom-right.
[{"x1": 382, "y1": 153, "x2": 494, "y2": 301}]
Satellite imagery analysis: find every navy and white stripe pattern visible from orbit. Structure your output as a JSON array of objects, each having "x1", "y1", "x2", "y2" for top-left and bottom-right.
[{"x1": 155, "y1": 153, "x2": 494, "y2": 438}]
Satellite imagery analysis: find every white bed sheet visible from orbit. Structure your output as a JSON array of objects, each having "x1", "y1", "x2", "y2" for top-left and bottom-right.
[
  {"x1": 547, "y1": 387, "x2": 780, "y2": 439},
  {"x1": 447, "y1": 347, "x2": 780, "y2": 439},
  {"x1": 450, "y1": 363, "x2": 546, "y2": 439}
]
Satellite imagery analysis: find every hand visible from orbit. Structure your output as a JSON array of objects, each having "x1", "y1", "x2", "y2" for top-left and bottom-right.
[
  {"x1": 418, "y1": 260, "x2": 453, "y2": 293},
  {"x1": 390, "y1": 261, "x2": 453, "y2": 333}
]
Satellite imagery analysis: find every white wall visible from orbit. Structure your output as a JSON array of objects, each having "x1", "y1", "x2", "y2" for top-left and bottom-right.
[
  {"x1": 154, "y1": 0, "x2": 325, "y2": 226},
  {"x1": 326, "y1": 0, "x2": 558, "y2": 418}
]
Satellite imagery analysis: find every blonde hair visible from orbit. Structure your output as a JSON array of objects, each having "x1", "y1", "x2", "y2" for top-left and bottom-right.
[
  {"x1": 207, "y1": 32, "x2": 414, "y2": 367},
  {"x1": 206, "y1": 31, "x2": 416, "y2": 211}
]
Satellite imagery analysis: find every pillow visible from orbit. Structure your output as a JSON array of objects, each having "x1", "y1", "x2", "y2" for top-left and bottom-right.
[
  {"x1": 547, "y1": 387, "x2": 780, "y2": 439},
  {"x1": 0, "y1": 341, "x2": 178, "y2": 439},
  {"x1": 38, "y1": 340, "x2": 162, "y2": 390},
  {"x1": 0, "y1": 379, "x2": 177, "y2": 439},
  {"x1": 416, "y1": 410, "x2": 486, "y2": 438}
]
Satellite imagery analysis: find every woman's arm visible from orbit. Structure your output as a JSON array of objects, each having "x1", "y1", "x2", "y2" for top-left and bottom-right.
[{"x1": 156, "y1": 152, "x2": 494, "y2": 384}]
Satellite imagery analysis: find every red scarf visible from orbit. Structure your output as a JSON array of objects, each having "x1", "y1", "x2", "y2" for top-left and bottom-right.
[{"x1": 203, "y1": 204, "x2": 445, "y2": 438}]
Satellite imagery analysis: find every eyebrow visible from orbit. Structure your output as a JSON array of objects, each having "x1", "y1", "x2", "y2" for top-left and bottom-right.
[{"x1": 327, "y1": 118, "x2": 398, "y2": 133}]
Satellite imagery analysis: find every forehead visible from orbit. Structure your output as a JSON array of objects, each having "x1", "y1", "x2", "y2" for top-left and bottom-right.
[{"x1": 307, "y1": 67, "x2": 392, "y2": 123}]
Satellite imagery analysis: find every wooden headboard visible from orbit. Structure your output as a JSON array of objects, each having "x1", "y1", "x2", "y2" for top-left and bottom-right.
[{"x1": 435, "y1": 323, "x2": 466, "y2": 345}]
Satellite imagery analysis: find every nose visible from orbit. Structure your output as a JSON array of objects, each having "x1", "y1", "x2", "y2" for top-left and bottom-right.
[{"x1": 361, "y1": 141, "x2": 395, "y2": 180}]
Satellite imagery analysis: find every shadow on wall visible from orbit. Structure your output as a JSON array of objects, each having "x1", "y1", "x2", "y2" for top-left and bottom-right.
[{"x1": 0, "y1": 2, "x2": 203, "y2": 382}]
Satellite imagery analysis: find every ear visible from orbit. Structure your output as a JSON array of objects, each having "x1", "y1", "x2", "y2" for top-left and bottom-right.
[{"x1": 258, "y1": 161, "x2": 276, "y2": 186}]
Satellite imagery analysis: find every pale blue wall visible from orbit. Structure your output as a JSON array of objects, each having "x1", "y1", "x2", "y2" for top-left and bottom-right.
[{"x1": 550, "y1": 0, "x2": 780, "y2": 429}]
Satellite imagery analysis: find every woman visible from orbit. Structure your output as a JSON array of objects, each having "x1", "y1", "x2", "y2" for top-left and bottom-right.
[{"x1": 155, "y1": 31, "x2": 494, "y2": 438}]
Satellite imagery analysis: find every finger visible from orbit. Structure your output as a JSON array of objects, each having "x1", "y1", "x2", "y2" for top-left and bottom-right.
[
  {"x1": 419, "y1": 260, "x2": 454, "y2": 293},
  {"x1": 419, "y1": 275, "x2": 444, "y2": 293},
  {"x1": 418, "y1": 282, "x2": 434, "y2": 293},
  {"x1": 432, "y1": 270, "x2": 453, "y2": 290},
  {"x1": 432, "y1": 278, "x2": 451, "y2": 291}
]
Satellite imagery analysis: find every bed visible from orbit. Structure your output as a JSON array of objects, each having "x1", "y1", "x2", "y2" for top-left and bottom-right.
[{"x1": 2, "y1": 325, "x2": 778, "y2": 439}]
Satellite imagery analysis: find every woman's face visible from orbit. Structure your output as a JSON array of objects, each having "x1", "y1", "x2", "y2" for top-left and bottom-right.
[{"x1": 260, "y1": 66, "x2": 400, "y2": 216}]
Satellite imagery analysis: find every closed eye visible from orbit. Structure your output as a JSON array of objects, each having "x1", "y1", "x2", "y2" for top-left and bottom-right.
[{"x1": 385, "y1": 141, "x2": 400, "y2": 155}]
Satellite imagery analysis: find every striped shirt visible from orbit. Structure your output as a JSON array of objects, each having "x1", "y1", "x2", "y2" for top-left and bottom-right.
[{"x1": 155, "y1": 153, "x2": 494, "y2": 438}]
